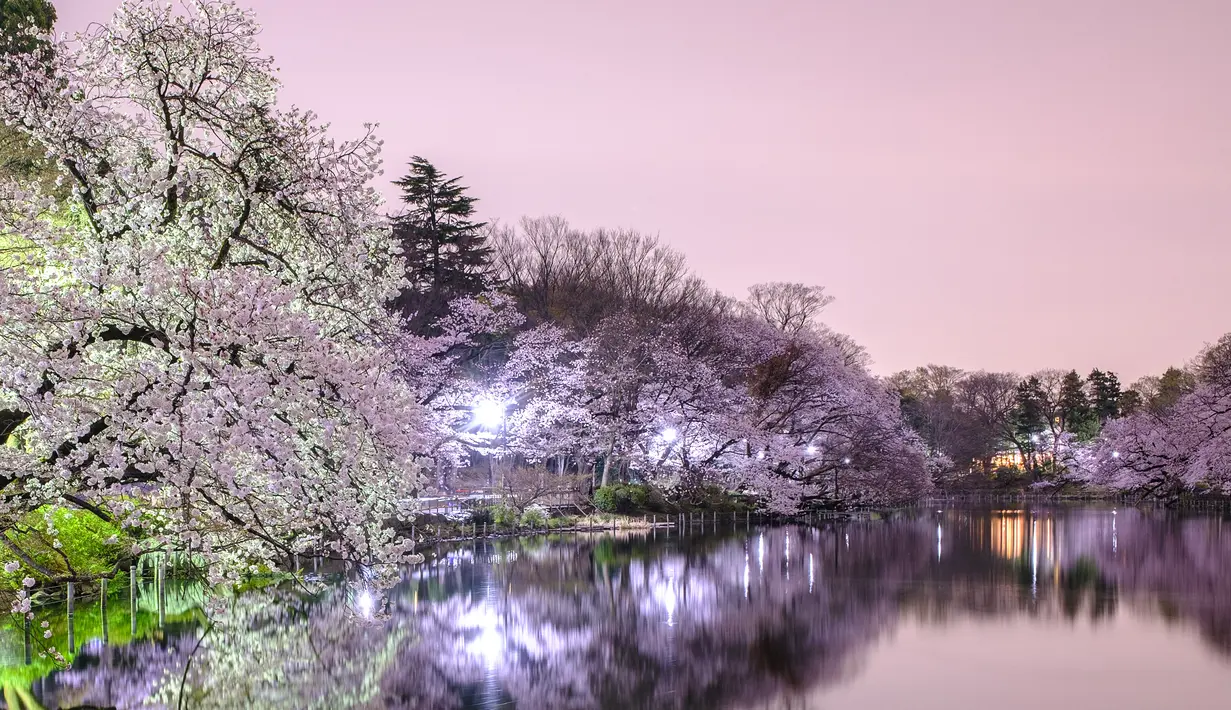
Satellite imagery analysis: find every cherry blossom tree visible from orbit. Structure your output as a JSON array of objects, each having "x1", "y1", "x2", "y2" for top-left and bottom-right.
[
  {"x1": 1077, "y1": 334, "x2": 1231, "y2": 500},
  {"x1": 0, "y1": 0, "x2": 428, "y2": 580}
]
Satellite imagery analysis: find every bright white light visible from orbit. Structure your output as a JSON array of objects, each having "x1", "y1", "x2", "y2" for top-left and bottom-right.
[
  {"x1": 466, "y1": 608, "x2": 503, "y2": 665},
  {"x1": 661, "y1": 427, "x2": 678, "y2": 442},
  {"x1": 1031, "y1": 434, "x2": 1039, "y2": 443},
  {"x1": 356, "y1": 589, "x2": 375, "y2": 619},
  {"x1": 473, "y1": 399, "x2": 506, "y2": 429},
  {"x1": 1111, "y1": 451, "x2": 1120, "y2": 458},
  {"x1": 652, "y1": 576, "x2": 679, "y2": 626},
  {"x1": 806, "y1": 445, "x2": 817, "y2": 455},
  {"x1": 756, "y1": 451, "x2": 766, "y2": 460},
  {"x1": 1031, "y1": 519, "x2": 1038, "y2": 596},
  {"x1": 842, "y1": 457, "x2": 851, "y2": 465}
]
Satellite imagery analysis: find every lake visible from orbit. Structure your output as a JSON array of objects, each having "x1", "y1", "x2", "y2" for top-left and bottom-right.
[{"x1": 7, "y1": 504, "x2": 1231, "y2": 709}]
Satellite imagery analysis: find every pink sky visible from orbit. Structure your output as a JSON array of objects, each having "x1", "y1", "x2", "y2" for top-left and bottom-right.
[{"x1": 53, "y1": 0, "x2": 1231, "y2": 381}]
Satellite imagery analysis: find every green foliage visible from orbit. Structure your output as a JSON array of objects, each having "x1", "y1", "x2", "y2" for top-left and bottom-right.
[
  {"x1": 0, "y1": 0, "x2": 56, "y2": 59},
  {"x1": 593, "y1": 483, "x2": 651, "y2": 514},
  {"x1": 1, "y1": 506, "x2": 134, "y2": 587},
  {"x1": 488, "y1": 504, "x2": 519, "y2": 528},
  {"x1": 1059, "y1": 370, "x2": 1098, "y2": 440},
  {"x1": 1, "y1": 0, "x2": 63, "y2": 194},
  {"x1": 683, "y1": 485, "x2": 753, "y2": 512},
  {"x1": 518, "y1": 506, "x2": 547, "y2": 528},
  {"x1": 1154, "y1": 367, "x2": 1195, "y2": 412}
]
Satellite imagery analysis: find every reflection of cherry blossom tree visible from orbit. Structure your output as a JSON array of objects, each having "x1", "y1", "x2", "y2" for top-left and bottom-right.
[
  {"x1": 153, "y1": 587, "x2": 406, "y2": 710},
  {"x1": 17, "y1": 507, "x2": 1231, "y2": 708}
]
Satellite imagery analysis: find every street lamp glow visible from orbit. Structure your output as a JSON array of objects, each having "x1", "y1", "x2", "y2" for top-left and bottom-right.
[
  {"x1": 806, "y1": 445, "x2": 817, "y2": 455},
  {"x1": 473, "y1": 399, "x2": 506, "y2": 429},
  {"x1": 843, "y1": 457, "x2": 851, "y2": 465},
  {"x1": 661, "y1": 427, "x2": 678, "y2": 443},
  {"x1": 356, "y1": 589, "x2": 375, "y2": 619},
  {"x1": 1111, "y1": 451, "x2": 1120, "y2": 459}
]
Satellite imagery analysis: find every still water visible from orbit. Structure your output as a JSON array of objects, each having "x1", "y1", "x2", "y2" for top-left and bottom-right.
[{"x1": 6, "y1": 505, "x2": 1231, "y2": 709}]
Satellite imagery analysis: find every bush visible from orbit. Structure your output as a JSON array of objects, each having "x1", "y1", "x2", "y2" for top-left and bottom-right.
[
  {"x1": 519, "y1": 505, "x2": 548, "y2": 529},
  {"x1": 593, "y1": 483, "x2": 655, "y2": 514},
  {"x1": 469, "y1": 507, "x2": 494, "y2": 526},
  {"x1": 593, "y1": 485, "x2": 619, "y2": 513},
  {"x1": 487, "y1": 504, "x2": 519, "y2": 528}
]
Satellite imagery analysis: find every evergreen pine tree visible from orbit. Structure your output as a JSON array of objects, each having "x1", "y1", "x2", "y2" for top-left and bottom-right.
[
  {"x1": 1118, "y1": 389, "x2": 1144, "y2": 416},
  {"x1": 1058, "y1": 369, "x2": 1096, "y2": 440},
  {"x1": 1087, "y1": 369, "x2": 1123, "y2": 422},
  {"x1": 1152, "y1": 367, "x2": 1195, "y2": 413},
  {"x1": 390, "y1": 156, "x2": 492, "y2": 333},
  {"x1": 1013, "y1": 377, "x2": 1048, "y2": 477}
]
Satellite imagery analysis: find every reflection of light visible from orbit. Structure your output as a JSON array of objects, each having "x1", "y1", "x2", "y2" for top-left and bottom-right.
[
  {"x1": 651, "y1": 576, "x2": 678, "y2": 626},
  {"x1": 1031, "y1": 519, "x2": 1039, "y2": 596},
  {"x1": 661, "y1": 427, "x2": 678, "y2": 442},
  {"x1": 744, "y1": 553, "x2": 750, "y2": 599},
  {"x1": 473, "y1": 626, "x2": 502, "y2": 665},
  {"x1": 808, "y1": 553, "x2": 814, "y2": 594},
  {"x1": 991, "y1": 511, "x2": 1025, "y2": 561},
  {"x1": 936, "y1": 524, "x2": 943, "y2": 561},
  {"x1": 844, "y1": 533, "x2": 849, "y2": 549},
  {"x1": 356, "y1": 589, "x2": 375, "y2": 619},
  {"x1": 758, "y1": 533, "x2": 765, "y2": 574},
  {"x1": 463, "y1": 606, "x2": 503, "y2": 666}
]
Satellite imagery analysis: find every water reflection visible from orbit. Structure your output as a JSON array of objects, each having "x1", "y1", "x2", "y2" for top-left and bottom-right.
[{"x1": 15, "y1": 506, "x2": 1231, "y2": 708}]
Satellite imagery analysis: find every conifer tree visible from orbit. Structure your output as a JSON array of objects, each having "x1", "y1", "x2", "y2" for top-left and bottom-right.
[
  {"x1": 1059, "y1": 370, "x2": 1097, "y2": 440},
  {"x1": 390, "y1": 156, "x2": 492, "y2": 333},
  {"x1": 1087, "y1": 369, "x2": 1123, "y2": 422},
  {"x1": 1013, "y1": 377, "x2": 1048, "y2": 477}
]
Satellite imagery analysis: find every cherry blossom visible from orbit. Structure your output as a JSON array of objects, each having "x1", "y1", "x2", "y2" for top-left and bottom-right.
[{"x1": 0, "y1": 0, "x2": 427, "y2": 577}]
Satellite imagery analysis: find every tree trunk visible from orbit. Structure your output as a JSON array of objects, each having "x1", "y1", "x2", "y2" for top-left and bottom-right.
[{"x1": 600, "y1": 438, "x2": 615, "y2": 488}]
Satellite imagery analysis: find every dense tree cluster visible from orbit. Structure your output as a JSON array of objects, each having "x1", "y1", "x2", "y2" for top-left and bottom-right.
[
  {"x1": 0, "y1": 0, "x2": 935, "y2": 592},
  {"x1": 476, "y1": 219, "x2": 937, "y2": 509},
  {"x1": 892, "y1": 335, "x2": 1231, "y2": 499},
  {"x1": 1080, "y1": 334, "x2": 1231, "y2": 498},
  {"x1": 890, "y1": 365, "x2": 1124, "y2": 480}
]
